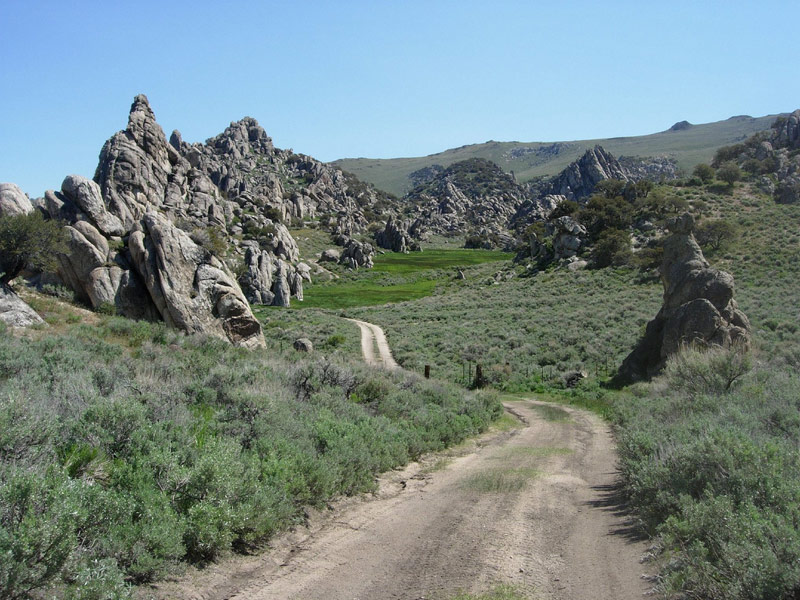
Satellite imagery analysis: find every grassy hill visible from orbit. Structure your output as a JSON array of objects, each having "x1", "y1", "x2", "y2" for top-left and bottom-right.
[{"x1": 332, "y1": 113, "x2": 783, "y2": 196}]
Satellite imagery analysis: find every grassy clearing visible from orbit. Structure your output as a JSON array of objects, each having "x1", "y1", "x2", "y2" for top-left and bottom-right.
[
  {"x1": 460, "y1": 468, "x2": 541, "y2": 493},
  {"x1": 372, "y1": 249, "x2": 512, "y2": 274},
  {"x1": 294, "y1": 278, "x2": 439, "y2": 309},
  {"x1": 293, "y1": 248, "x2": 512, "y2": 309},
  {"x1": 288, "y1": 227, "x2": 336, "y2": 258}
]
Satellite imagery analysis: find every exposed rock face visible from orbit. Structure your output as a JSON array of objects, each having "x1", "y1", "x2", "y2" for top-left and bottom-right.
[
  {"x1": 772, "y1": 110, "x2": 800, "y2": 150},
  {"x1": 548, "y1": 216, "x2": 587, "y2": 260},
  {"x1": 339, "y1": 237, "x2": 374, "y2": 270},
  {"x1": 618, "y1": 155, "x2": 680, "y2": 182},
  {"x1": 0, "y1": 284, "x2": 44, "y2": 328},
  {"x1": 512, "y1": 194, "x2": 564, "y2": 227},
  {"x1": 405, "y1": 158, "x2": 532, "y2": 244},
  {"x1": 60, "y1": 175, "x2": 125, "y2": 236},
  {"x1": 129, "y1": 212, "x2": 264, "y2": 348},
  {"x1": 0, "y1": 183, "x2": 33, "y2": 217},
  {"x1": 719, "y1": 110, "x2": 800, "y2": 204},
  {"x1": 546, "y1": 146, "x2": 629, "y2": 201},
  {"x1": 375, "y1": 217, "x2": 420, "y2": 253},
  {"x1": 617, "y1": 213, "x2": 750, "y2": 382},
  {"x1": 175, "y1": 116, "x2": 392, "y2": 233}
]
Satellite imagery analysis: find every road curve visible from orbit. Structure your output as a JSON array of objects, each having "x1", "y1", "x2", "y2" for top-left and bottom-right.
[{"x1": 346, "y1": 318, "x2": 400, "y2": 370}]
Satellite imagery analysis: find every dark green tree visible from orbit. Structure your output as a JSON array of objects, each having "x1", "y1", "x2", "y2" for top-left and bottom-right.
[
  {"x1": 0, "y1": 212, "x2": 68, "y2": 284},
  {"x1": 577, "y1": 194, "x2": 635, "y2": 238},
  {"x1": 591, "y1": 228, "x2": 633, "y2": 268},
  {"x1": 692, "y1": 163, "x2": 715, "y2": 184},
  {"x1": 717, "y1": 162, "x2": 742, "y2": 188},
  {"x1": 695, "y1": 220, "x2": 738, "y2": 251}
]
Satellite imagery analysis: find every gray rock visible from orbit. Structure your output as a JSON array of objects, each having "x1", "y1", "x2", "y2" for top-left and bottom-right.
[
  {"x1": 773, "y1": 110, "x2": 800, "y2": 150},
  {"x1": 0, "y1": 183, "x2": 33, "y2": 217},
  {"x1": 549, "y1": 216, "x2": 587, "y2": 260},
  {"x1": 375, "y1": 217, "x2": 419, "y2": 253},
  {"x1": 546, "y1": 146, "x2": 629, "y2": 201},
  {"x1": 339, "y1": 237, "x2": 374, "y2": 270},
  {"x1": 320, "y1": 248, "x2": 341, "y2": 262},
  {"x1": 0, "y1": 284, "x2": 44, "y2": 328},
  {"x1": 128, "y1": 212, "x2": 265, "y2": 348},
  {"x1": 617, "y1": 213, "x2": 751, "y2": 382},
  {"x1": 271, "y1": 259, "x2": 291, "y2": 307},
  {"x1": 293, "y1": 337, "x2": 313, "y2": 352},
  {"x1": 60, "y1": 175, "x2": 125, "y2": 236},
  {"x1": 239, "y1": 244, "x2": 276, "y2": 305}
]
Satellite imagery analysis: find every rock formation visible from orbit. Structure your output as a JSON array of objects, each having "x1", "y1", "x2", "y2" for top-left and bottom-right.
[
  {"x1": 0, "y1": 183, "x2": 34, "y2": 217},
  {"x1": 128, "y1": 212, "x2": 265, "y2": 348},
  {"x1": 617, "y1": 213, "x2": 750, "y2": 382},
  {"x1": 548, "y1": 216, "x2": 587, "y2": 260},
  {"x1": 716, "y1": 110, "x2": 800, "y2": 204},
  {"x1": 375, "y1": 217, "x2": 420, "y2": 253},
  {"x1": 0, "y1": 284, "x2": 45, "y2": 328},
  {"x1": 405, "y1": 158, "x2": 532, "y2": 245},
  {"x1": 338, "y1": 237, "x2": 375, "y2": 270},
  {"x1": 546, "y1": 146, "x2": 630, "y2": 201}
]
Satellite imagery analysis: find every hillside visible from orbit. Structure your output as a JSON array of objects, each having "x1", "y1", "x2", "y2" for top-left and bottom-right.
[{"x1": 333, "y1": 113, "x2": 783, "y2": 196}]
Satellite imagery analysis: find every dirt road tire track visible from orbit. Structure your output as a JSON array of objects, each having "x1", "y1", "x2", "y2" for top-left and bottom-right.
[
  {"x1": 346, "y1": 317, "x2": 400, "y2": 370},
  {"x1": 149, "y1": 400, "x2": 651, "y2": 600}
]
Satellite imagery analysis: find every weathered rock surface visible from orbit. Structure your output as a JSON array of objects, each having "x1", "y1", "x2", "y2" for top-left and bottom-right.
[
  {"x1": 129, "y1": 212, "x2": 264, "y2": 348},
  {"x1": 375, "y1": 217, "x2": 420, "y2": 253},
  {"x1": 546, "y1": 146, "x2": 629, "y2": 201},
  {"x1": 0, "y1": 183, "x2": 34, "y2": 217},
  {"x1": 320, "y1": 248, "x2": 341, "y2": 263},
  {"x1": 0, "y1": 284, "x2": 44, "y2": 328},
  {"x1": 60, "y1": 175, "x2": 125, "y2": 236},
  {"x1": 617, "y1": 213, "x2": 750, "y2": 382},
  {"x1": 549, "y1": 216, "x2": 587, "y2": 260},
  {"x1": 339, "y1": 237, "x2": 374, "y2": 270}
]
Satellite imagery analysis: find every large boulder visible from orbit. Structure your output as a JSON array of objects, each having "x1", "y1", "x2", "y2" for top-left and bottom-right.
[
  {"x1": 0, "y1": 284, "x2": 44, "y2": 328},
  {"x1": 0, "y1": 183, "x2": 34, "y2": 217},
  {"x1": 617, "y1": 213, "x2": 750, "y2": 382},
  {"x1": 128, "y1": 212, "x2": 265, "y2": 348}
]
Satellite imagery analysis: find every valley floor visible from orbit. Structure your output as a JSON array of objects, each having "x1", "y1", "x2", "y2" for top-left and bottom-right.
[{"x1": 145, "y1": 400, "x2": 651, "y2": 600}]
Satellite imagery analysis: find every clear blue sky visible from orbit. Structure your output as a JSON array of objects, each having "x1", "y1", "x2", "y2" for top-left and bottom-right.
[{"x1": 2, "y1": 0, "x2": 798, "y2": 197}]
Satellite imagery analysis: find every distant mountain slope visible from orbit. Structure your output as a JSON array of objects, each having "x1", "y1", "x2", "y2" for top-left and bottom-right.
[{"x1": 333, "y1": 113, "x2": 783, "y2": 196}]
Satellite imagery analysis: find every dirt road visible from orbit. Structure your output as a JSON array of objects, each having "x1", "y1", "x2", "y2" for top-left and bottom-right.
[
  {"x1": 346, "y1": 317, "x2": 400, "y2": 370},
  {"x1": 152, "y1": 400, "x2": 651, "y2": 600}
]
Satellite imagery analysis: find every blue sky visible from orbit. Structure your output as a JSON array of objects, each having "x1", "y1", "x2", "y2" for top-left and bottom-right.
[{"x1": 1, "y1": 0, "x2": 798, "y2": 197}]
